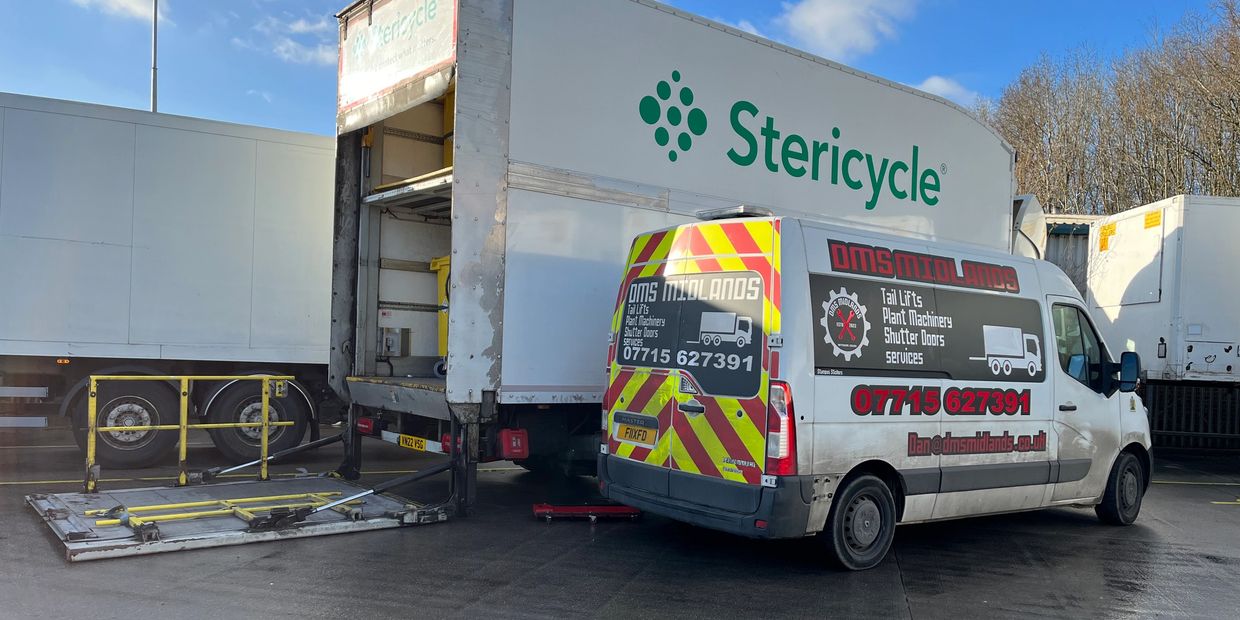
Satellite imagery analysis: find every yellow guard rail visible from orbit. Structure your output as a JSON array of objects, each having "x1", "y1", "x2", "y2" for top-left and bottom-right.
[{"x1": 84, "y1": 375, "x2": 294, "y2": 493}]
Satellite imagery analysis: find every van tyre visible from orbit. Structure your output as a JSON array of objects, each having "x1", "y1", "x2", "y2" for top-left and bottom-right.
[
  {"x1": 206, "y1": 382, "x2": 309, "y2": 463},
  {"x1": 72, "y1": 381, "x2": 179, "y2": 468},
  {"x1": 1096, "y1": 451, "x2": 1144, "y2": 525},
  {"x1": 822, "y1": 474, "x2": 897, "y2": 570}
]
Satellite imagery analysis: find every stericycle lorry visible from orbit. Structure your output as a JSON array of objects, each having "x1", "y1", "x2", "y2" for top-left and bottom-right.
[{"x1": 328, "y1": 0, "x2": 1047, "y2": 512}]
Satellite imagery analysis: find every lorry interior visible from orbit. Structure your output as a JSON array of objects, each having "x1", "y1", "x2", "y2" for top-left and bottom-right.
[{"x1": 358, "y1": 84, "x2": 455, "y2": 382}]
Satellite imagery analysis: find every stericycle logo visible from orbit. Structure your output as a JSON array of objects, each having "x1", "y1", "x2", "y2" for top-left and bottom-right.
[
  {"x1": 638, "y1": 70, "x2": 945, "y2": 210},
  {"x1": 638, "y1": 70, "x2": 709, "y2": 162}
]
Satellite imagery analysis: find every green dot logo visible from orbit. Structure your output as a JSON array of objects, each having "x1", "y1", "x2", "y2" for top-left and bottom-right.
[{"x1": 639, "y1": 70, "x2": 707, "y2": 162}]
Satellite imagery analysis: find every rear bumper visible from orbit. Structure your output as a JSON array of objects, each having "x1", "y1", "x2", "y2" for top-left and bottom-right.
[{"x1": 599, "y1": 454, "x2": 813, "y2": 539}]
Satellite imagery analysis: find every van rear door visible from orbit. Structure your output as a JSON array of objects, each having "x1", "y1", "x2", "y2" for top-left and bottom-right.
[{"x1": 606, "y1": 218, "x2": 781, "y2": 485}]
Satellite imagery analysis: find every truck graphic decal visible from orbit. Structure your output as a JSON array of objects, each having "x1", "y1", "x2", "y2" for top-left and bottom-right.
[{"x1": 811, "y1": 274, "x2": 1045, "y2": 382}]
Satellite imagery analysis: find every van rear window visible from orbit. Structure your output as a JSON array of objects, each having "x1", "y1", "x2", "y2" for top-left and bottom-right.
[{"x1": 617, "y1": 271, "x2": 764, "y2": 397}]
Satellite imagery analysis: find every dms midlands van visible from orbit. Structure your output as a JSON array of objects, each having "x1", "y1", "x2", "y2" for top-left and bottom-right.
[{"x1": 599, "y1": 213, "x2": 1151, "y2": 570}]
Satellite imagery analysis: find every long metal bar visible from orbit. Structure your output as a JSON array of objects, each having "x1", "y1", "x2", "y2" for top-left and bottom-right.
[
  {"x1": 203, "y1": 432, "x2": 344, "y2": 480},
  {"x1": 85, "y1": 492, "x2": 344, "y2": 516},
  {"x1": 177, "y1": 377, "x2": 189, "y2": 486},
  {"x1": 96, "y1": 499, "x2": 365, "y2": 527},
  {"x1": 310, "y1": 461, "x2": 453, "y2": 515},
  {"x1": 88, "y1": 375, "x2": 293, "y2": 381},
  {"x1": 95, "y1": 422, "x2": 294, "y2": 432}
]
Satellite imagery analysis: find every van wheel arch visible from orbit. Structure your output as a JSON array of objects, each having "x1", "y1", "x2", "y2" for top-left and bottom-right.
[
  {"x1": 1121, "y1": 443, "x2": 1152, "y2": 493},
  {"x1": 832, "y1": 460, "x2": 906, "y2": 525}
]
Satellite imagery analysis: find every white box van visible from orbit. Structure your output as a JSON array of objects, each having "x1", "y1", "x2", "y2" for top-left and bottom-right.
[{"x1": 599, "y1": 213, "x2": 1151, "y2": 570}]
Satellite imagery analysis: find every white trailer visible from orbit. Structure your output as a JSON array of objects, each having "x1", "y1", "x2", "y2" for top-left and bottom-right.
[
  {"x1": 1084, "y1": 195, "x2": 1240, "y2": 449},
  {"x1": 0, "y1": 93, "x2": 335, "y2": 466},
  {"x1": 328, "y1": 0, "x2": 1035, "y2": 505}
]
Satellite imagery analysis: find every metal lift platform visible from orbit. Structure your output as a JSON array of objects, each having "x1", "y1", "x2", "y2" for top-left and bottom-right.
[{"x1": 27, "y1": 476, "x2": 445, "y2": 562}]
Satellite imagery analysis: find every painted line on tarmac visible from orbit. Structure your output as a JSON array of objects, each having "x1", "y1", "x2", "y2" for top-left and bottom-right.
[
  {"x1": 1152, "y1": 480, "x2": 1240, "y2": 486},
  {"x1": 0, "y1": 466, "x2": 522, "y2": 487}
]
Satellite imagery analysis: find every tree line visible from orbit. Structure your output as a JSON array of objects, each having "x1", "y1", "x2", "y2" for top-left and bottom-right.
[{"x1": 976, "y1": 1, "x2": 1240, "y2": 214}]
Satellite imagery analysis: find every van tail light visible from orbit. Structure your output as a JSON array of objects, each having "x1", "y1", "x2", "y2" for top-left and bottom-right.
[{"x1": 765, "y1": 381, "x2": 796, "y2": 476}]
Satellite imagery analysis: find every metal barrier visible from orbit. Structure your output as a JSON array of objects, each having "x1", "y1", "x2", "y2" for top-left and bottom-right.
[
  {"x1": 1144, "y1": 380, "x2": 1240, "y2": 450},
  {"x1": 85, "y1": 375, "x2": 295, "y2": 493}
]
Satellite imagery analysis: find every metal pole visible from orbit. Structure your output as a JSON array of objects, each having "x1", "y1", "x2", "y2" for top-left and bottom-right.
[
  {"x1": 84, "y1": 378, "x2": 99, "y2": 493},
  {"x1": 150, "y1": 0, "x2": 158, "y2": 112},
  {"x1": 177, "y1": 377, "x2": 189, "y2": 486},
  {"x1": 260, "y1": 378, "x2": 270, "y2": 481}
]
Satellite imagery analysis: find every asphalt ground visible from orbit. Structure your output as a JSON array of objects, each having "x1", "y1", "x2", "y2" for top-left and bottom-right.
[{"x1": 2, "y1": 429, "x2": 1239, "y2": 619}]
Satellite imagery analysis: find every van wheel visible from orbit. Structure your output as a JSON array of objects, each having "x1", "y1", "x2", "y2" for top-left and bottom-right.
[
  {"x1": 1002, "y1": 360, "x2": 1013, "y2": 375},
  {"x1": 1096, "y1": 451, "x2": 1144, "y2": 525},
  {"x1": 821, "y1": 474, "x2": 896, "y2": 570},
  {"x1": 72, "y1": 381, "x2": 179, "y2": 468},
  {"x1": 206, "y1": 383, "x2": 309, "y2": 463}
]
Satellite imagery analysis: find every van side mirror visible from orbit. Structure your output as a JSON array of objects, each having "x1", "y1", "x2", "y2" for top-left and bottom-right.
[
  {"x1": 1118, "y1": 351, "x2": 1141, "y2": 392},
  {"x1": 1067, "y1": 354, "x2": 1088, "y2": 383}
]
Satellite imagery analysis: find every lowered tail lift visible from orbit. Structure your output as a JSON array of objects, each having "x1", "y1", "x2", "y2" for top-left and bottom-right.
[{"x1": 27, "y1": 375, "x2": 476, "y2": 561}]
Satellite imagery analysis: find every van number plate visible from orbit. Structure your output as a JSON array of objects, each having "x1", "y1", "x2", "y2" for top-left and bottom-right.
[{"x1": 615, "y1": 424, "x2": 656, "y2": 448}]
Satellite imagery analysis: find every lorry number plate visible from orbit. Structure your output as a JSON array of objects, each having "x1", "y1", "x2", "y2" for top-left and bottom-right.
[{"x1": 398, "y1": 434, "x2": 428, "y2": 451}]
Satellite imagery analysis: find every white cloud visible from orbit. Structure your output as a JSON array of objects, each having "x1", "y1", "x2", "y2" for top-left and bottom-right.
[
  {"x1": 237, "y1": 13, "x2": 338, "y2": 67},
  {"x1": 912, "y1": 75, "x2": 980, "y2": 107},
  {"x1": 71, "y1": 0, "x2": 171, "y2": 22},
  {"x1": 715, "y1": 16, "x2": 765, "y2": 38},
  {"x1": 774, "y1": 0, "x2": 915, "y2": 61},
  {"x1": 287, "y1": 16, "x2": 333, "y2": 35},
  {"x1": 246, "y1": 89, "x2": 273, "y2": 103},
  {"x1": 271, "y1": 37, "x2": 337, "y2": 66}
]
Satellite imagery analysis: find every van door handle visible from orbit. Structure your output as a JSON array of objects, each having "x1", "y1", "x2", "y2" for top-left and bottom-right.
[
  {"x1": 1058, "y1": 403, "x2": 1077, "y2": 412},
  {"x1": 678, "y1": 400, "x2": 706, "y2": 415}
]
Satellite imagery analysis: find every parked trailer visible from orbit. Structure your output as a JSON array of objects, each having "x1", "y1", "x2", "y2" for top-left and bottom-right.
[
  {"x1": 1083, "y1": 195, "x2": 1240, "y2": 448},
  {"x1": 328, "y1": 0, "x2": 1037, "y2": 508},
  {"x1": 0, "y1": 93, "x2": 335, "y2": 467}
]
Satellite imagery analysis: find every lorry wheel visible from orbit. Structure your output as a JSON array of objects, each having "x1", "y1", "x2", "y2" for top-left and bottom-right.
[
  {"x1": 1096, "y1": 451, "x2": 1144, "y2": 525},
  {"x1": 72, "y1": 381, "x2": 179, "y2": 468},
  {"x1": 206, "y1": 383, "x2": 309, "y2": 463},
  {"x1": 821, "y1": 474, "x2": 896, "y2": 570},
  {"x1": 990, "y1": 359, "x2": 1001, "y2": 375},
  {"x1": 735, "y1": 337, "x2": 747, "y2": 348},
  {"x1": 1028, "y1": 362, "x2": 1037, "y2": 376},
  {"x1": 1002, "y1": 360, "x2": 1013, "y2": 375}
]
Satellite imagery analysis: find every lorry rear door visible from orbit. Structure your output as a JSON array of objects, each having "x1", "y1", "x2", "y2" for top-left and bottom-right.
[{"x1": 607, "y1": 218, "x2": 780, "y2": 485}]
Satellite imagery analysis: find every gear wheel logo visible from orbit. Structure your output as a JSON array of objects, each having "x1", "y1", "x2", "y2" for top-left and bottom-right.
[{"x1": 820, "y1": 288, "x2": 871, "y2": 361}]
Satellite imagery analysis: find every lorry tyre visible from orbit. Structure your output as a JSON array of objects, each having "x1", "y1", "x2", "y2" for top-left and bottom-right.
[
  {"x1": 72, "y1": 381, "x2": 179, "y2": 468},
  {"x1": 990, "y1": 359, "x2": 1001, "y2": 375},
  {"x1": 735, "y1": 337, "x2": 747, "y2": 348},
  {"x1": 1002, "y1": 360, "x2": 1013, "y2": 375},
  {"x1": 1028, "y1": 362, "x2": 1037, "y2": 376},
  {"x1": 206, "y1": 382, "x2": 309, "y2": 463},
  {"x1": 1096, "y1": 451, "x2": 1144, "y2": 525},
  {"x1": 822, "y1": 474, "x2": 897, "y2": 570}
]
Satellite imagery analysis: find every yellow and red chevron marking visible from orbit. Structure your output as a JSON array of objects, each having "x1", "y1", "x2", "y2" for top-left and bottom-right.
[
  {"x1": 606, "y1": 367, "x2": 675, "y2": 467},
  {"x1": 608, "y1": 217, "x2": 782, "y2": 483}
]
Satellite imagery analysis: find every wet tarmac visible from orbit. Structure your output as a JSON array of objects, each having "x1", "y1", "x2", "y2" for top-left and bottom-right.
[{"x1": 1, "y1": 429, "x2": 1238, "y2": 618}]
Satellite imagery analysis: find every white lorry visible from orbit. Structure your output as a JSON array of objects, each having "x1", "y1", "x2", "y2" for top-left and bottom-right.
[
  {"x1": 327, "y1": 0, "x2": 1044, "y2": 505},
  {"x1": 698, "y1": 312, "x2": 753, "y2": 348},
  {"x1": 0, "y1": 93, "x2": 335, "y2": 466},
  {"x1": 1084, "y1": 195, "x2": 1240, "y2": 448}
]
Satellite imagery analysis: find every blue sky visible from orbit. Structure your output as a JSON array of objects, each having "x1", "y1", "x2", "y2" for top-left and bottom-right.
[{"x1": 0, "y1": 0, "x2": 1215, "y2": 136}]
